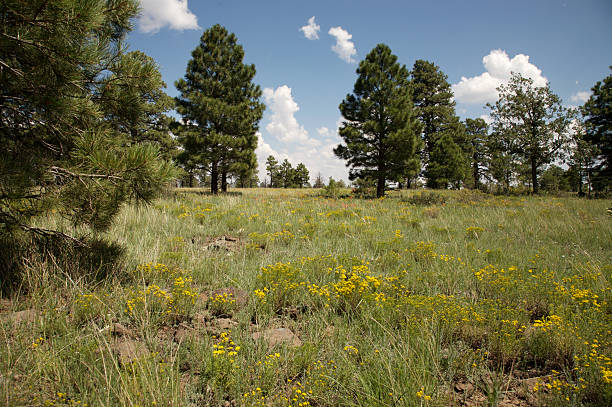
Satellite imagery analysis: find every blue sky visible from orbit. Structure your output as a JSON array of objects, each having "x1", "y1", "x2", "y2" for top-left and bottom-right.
[{"x1": 128, "y1": 0, "x2": 612, "y2": 183}]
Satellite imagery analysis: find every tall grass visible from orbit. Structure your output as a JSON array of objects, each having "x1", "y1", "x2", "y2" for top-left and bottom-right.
[{"x1": 1, "y1": 188, "x2": 610, "y2": 406}]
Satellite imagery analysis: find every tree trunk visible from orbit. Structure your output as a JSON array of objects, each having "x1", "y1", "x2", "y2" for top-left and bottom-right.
[
  {"x1": 406, "y1": 178, "x2": 412, "y2": 189},
  {"x1": 531, "y1": 158, "x2": 538, "y2": 194},
  {"x1": 376, "y1": 174, "x2": 385, "y2": 198},
  {"x1": 188, "y1": 172, "x2": 193, "y2": 188},
  {"x1": 211, "y1": 162, "x2": 218, "y2": 194},
  {"x1": 221, "y1": 171, "x2": 227, "y2": 192},
  {"x1": 473, "y1": 161, "x2": 480, "y2": 190}
]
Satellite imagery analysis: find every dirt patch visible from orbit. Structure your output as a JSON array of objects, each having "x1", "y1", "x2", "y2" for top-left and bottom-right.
[
  {"x1": 252, "y1": 327, "x2": 302, "y2": 348},
  {"x1": 204, "y1": 236, "x2": 242, "y2": 252}
]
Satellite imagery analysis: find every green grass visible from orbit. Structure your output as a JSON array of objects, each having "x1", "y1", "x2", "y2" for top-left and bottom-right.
[{"x1": 1, "y1": 188, "x2": 611, "y2": 406}]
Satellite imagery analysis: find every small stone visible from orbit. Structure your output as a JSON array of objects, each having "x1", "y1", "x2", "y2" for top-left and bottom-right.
[
  {"x1": 111, "y1": 339, "x2": 148, "y2": 364},
  {"x1": 215, "y1": 318, "x2": 238, "y2": 330},
  {"x1": 112, "y1": 322, "x2": 135, "y2": 338}
]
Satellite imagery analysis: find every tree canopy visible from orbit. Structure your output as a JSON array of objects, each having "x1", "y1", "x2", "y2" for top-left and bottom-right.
[
  {"x1": 582, "y1": 67, "x2": 612, "y2": 193},
  {"x1": 175, "y1": 24, "x2": 265, "y2": 194},
  {"x1": 334, "y1": 44, "x2": 422, "y2": 197},
  {"x1": 488, "y1": 73, "x2": 572, "y2": 194},
  {"x1": 0, "y1": 0, "x2": 176, "y2": 239}
]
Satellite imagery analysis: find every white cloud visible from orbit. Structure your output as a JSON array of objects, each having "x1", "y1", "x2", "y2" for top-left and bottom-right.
[
  {"x1": 262, "y1": 86, "x2": 320, "y2": 147},
  {"x1": 328, "y1": 26, "x2": 357, "y2": 63},
  {"x1": 452, "y1": 49, "x2": 547, "y2": 104},
  {"x1": 300, "y1": 16, "x2": 320, "y2": 40},
  {"x1": 138, "y1": 0, "x2": 200, "y2": 33},
  {"x1": 570, "y1": 91, "x2": 591, "y2": 104},
  {"x1": 257, "y1": 88, "x2": 348, "y2": 183}
]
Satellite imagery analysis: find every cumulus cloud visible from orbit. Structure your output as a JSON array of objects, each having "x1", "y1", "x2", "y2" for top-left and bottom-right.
[
  {"x1": 570, "y1": 91, "x2": 591, "y2": 104},
  {"x1": 138, "y1": 0, "x2": 200, "y2": 33},
  {"x1": 300, "y1": 16, "x2": 320, "y2": 40},
  {"x1": 262, "y1": 86, "x2": 320, "y2": 147},
  {"x1": 328, "y1": 26, "x2": 357, "y2": 63},
  {"x1": 452, "y1": 49, "x2": 547, "y2": 104},
  {"x1": 256, "y1": 88, "x2": 348, "y2": 183}
]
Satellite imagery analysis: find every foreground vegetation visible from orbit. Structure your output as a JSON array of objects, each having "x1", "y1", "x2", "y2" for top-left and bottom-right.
[{"x1": 1, "y1": 189, "x2": 610, "y2": 406}]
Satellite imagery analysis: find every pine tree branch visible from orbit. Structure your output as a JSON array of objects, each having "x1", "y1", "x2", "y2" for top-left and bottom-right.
[{"x1": 49, "y1": 166, "x2": 123, "y2": 181}]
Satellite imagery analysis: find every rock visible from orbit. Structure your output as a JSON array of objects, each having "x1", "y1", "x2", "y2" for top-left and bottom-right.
[
  {"x1": 455, "y1": 381, "x2": 474, "y2": 393},
  {"x1": 252, "y1": 328, "x2": 302, "y2": 347},
  {"x1": 112, "y1": 322, "x2": 135, "y2": 338},
  {"x1": 215, "y1": 318, "x2": 238, "y2": 330},
  {"x1": 111, "y1": 339, "x2": 148, "y2": 364}
]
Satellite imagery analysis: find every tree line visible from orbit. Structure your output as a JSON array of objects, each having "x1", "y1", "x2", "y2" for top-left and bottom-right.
[{"x1": 334, "y1": 44, "x2": 611, "y2": 197}]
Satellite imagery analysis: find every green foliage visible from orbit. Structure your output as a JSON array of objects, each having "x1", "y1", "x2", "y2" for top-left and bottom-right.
[
  {"x1": 464, "y1": 118, "x2": 491, "y2": 189},
  {"x1": 425, "y1": 133, "x2": 469, "y2": 189},
  {"x1": 175, "y1": 24, "x2": 265, "y2": 194},
  {"x1": 0, "y1": 0, "x2": 176, "y2": 240},
  {"x1": 488, "y1": 73, "x2": 573, "y2": 194},
  {"x1": 582, "y1": 67, "x2": 612, "y2": 194},
  {"x1": 335, "y1": 44, "x2": 422, "y2": 197}
]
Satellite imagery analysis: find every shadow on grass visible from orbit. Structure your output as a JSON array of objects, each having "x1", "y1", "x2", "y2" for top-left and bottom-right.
[{"x1": 0, "y1": 232, "x2": 125, "y2": 296}]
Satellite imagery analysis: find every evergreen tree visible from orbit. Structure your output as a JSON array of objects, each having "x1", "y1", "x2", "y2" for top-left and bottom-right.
[
  {"x1": 464, "y1": 118, "x2": 490, "y2": 189},
  {"x1": 99, "y1": 51, "x2": 177, "y2": 159},
  {"x1": 567, "y1": 120, "x2": 599, "y2": 196},
  {"x1": 424, "y1": 133, "x2": 468, "y2": 189},
  {"x1": 334, "y1": 44, "x2": 422, "y2": 198},
  {"x1": 293, "y1": 163, "x2": 310, "y2": 188},
  {"x1": 313, "y1": 172, "x2": 325, "y2": 188},
  {"x1": 265, "y1": 155, "x2": 280, "y2": 187},
  {"x1": 582, "y1": 67, "x2": 612, "y2": 193},
  {"x1": 0, "y1": 0, "x2": 175, "y2": 239},
  {"x1": 410, "y1": 60, "x2": 456, "y2": 166},
  {"x1": 488, "y1": 73, "x2": 572, "y2": 194},
  {"x1": 278, "y1": 159, "x2": 294, "y2": 188},
  {"x1": 175, "y1": 25, "x2": 265, "y2": 194}
]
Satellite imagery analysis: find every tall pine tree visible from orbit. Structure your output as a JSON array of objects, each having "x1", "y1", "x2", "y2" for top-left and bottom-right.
[
  {"x1": 335, "y1": 44, "x2": 422, "y2": 197},
  {"x1": 464, "y1": 118, "x2": 490, "y2": 189},
  {"x1": 175, "y1": 25, "x2": 264, "y2": 194},
  {"x1": 582, "y1": 67, "x2": 612, "y2": 193},
  {"x1": 0, "y1": 0, "x2": 176, "y2": 240}
]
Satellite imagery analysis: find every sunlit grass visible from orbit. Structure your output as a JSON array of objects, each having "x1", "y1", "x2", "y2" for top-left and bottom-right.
[{"x1": 1, "y1": 188, "x2": 610, "y2": 406}]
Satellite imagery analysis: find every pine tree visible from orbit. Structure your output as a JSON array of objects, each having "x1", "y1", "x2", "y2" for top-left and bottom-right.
[
  {"x1": 99, "y1": 51, "x2": 177, "y2": 159},
  {"x1": 464, "y1": 118, "x2": 490, "y2": 189},
  {"x1": 265, "y1": 155, "x2": 280, "y2": 187},
  {"x1": 488, "y1": 73, "x2": 573, "y2": 194},
  {"x1": 293, "y1": 163, "x2": 310, "y2": 188},
  {"x1": 582, "y1": 67, "x2": 612, "y2": 193},
  {"x1": 334, "y1": 44, "x2": 422, "y2": 198},
  {"x1": 278, "y1": 159, "x2": 294, "y2": 188},
  {"x1": 410, "y1": 60, "x2": 456, "y2": 165},
  {"x1": 424, "y1": 133, "x2": 468, "y2": 189},
  {"x1": 0, "y1": 0, "x2": 176, "y2": 240},
  {"x1": 175, "y1": 25, "x2": 265, "y2": 194},
  {"x1": 313, "y1": 172, "x2": 325, "y2": 188}
]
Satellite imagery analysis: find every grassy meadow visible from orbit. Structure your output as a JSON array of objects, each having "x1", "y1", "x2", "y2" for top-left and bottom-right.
[{"x1": 1, "y1": 188, "x2": 611, "y2": 406}]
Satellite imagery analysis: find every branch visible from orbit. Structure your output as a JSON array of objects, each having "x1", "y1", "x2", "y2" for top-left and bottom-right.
[
  {"x1": 20, "y1": 225, "x2": 88, "y2": 247},
  {"x1": 49, "y1": 166, "x2": 123, "y2": 181}
]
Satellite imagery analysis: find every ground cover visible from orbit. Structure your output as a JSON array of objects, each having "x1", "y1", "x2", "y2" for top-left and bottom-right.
[{"x1": 1, "y1": 188, "x2": 610, "y2": 406}]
